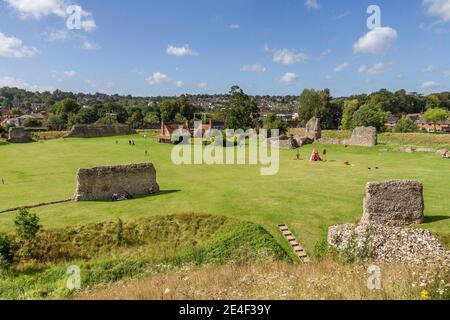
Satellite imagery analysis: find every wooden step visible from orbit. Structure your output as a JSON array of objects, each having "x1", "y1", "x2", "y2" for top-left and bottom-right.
[{"x1": 278, "y1": 223, "x2": 310, "y2": 264}]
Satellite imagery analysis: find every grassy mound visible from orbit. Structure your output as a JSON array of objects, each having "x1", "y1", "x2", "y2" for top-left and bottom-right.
[{"x1": 0, "y1": 214, "x2": 289, "y2": 300}]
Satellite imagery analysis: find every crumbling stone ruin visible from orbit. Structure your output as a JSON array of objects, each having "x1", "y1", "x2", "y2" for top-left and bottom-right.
[
  {"x1": 7, "y1": 127, "x2": 33, "y2": 143},
  {"x1": 328, "y1": 180, "x2": 449, "y2": 265},
  {"x1": 344, "y1": 127, "x2": 377, "y2": 147},
  {"x1": 319, "y1": 126, "x2": 377, "y2": 147},
  {"x1": 328, "y1": 223, "x2": 450, "y2": 266},
  {"x1": 361, "y1": 180, "x2": 425, "y2": 227},
  {"x1": 295, "y1": 117, "x2": 321, "y2": 146},
  {"x1": 74, "y1": 163, "x2": 160, "y2": 201},
  {"x1": 267, "y1": 135, "x2": 299, "y2": 149},
  {"x1": 65, "y1": 124, "x2": 136, "y2": 138}
]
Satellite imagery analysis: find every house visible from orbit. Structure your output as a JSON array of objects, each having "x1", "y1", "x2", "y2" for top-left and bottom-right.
[
  {"x1": 418, "y1": 120, "x2": 450, "y2": 133},
  {"x1": 385, "y1": 115, "x2": 400, "y2": 129},
  {"x1": 158, "y1": 120, "x2": 190, "y2": 143},
  {"x1": 1, "y1": 114, "x2": 47, "y2": 127},
  {"x1": 405, "y1": 113, "x2": 424, "y2": 122},
  {"x1": 31, "y1": 103, "x2": 46, "y2": 112}
]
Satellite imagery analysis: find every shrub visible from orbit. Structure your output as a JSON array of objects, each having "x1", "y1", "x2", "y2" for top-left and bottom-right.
[
  {"x1": 114, "y1": 219, "x2": 124, "y2": 245},
  {"x1": 14, "y1": 208, "x2": 41, "y2": 242},
  {"x1": 313, "y1": 238, "x2": 329, "y2": 261},
  {"x1": 0, "y1": 233, "x2": 13, "y2": 273},
  {"x1": 394, "y1": 117, "x2": 419, "y2": 133}
]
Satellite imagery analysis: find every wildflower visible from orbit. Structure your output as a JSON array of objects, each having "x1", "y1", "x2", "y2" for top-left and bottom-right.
[{"x1": 420, "y1": 289, "x2": 430, "y2": 300}]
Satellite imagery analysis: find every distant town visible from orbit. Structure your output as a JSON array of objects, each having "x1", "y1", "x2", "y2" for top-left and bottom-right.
[{"x1": 0, "y1": 86, "x2": 449, "y2": 134}]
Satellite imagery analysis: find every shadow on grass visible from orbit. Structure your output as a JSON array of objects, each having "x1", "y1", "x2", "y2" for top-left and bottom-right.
[
  {"x1": 90, "y1": 190, "x2": 181, "y2": 203},
  {"x1": 424, "y1": 215, "x2": 450, "y2": 224}
]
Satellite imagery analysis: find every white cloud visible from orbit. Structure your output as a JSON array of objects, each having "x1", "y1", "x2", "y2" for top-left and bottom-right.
[
  {"x1": 358, "y1": 62, "x2": 386, "y2": 76},
  {"x1": 81, "y1": 40, "x2": 98, "y2": 50},
  {"x1": 228, "y1": 24, "x2": 240, "y2": 29},
  {"x1": 0, "y1": 32, "x2": 38, "y2": 58},
  {"x1": 423, "y1": 0, "x2": 450, "y2": 22},
  {"x1": 421, "y1": 80, "x2": 440, "y2": 89},
  {"x1": 334, "y1": 62, "x2": 349, "y2": 73},
  {"x1": 198, "y1": 82, "x2": 208, "y2": 89},
  {"x1": 240, "y1": 64, "x2": 266, "y2": 73},
  {"x1": 146, "y1": 72, "x2": 183, "y2": 88},
  {"x1": 325, "y1": 74, "x2": 333, "y2": 80},
  {"x1": 444, "y1": 70, "x2": 450, "y2": 78},
  {"x1": 334, "y1": 11, "x2": 350, "y2": 20},
  {"x1": 146, "y1": 72, "x2": 171, "y2": 86},
  {"x1": 366, "y1": 62, "x2": 385, "y2": 76},
  {"x1": 268, "y1": 47, "x2": 308, "y2": 65},
  {"x1": 63, "y1": 70, "x2": 77, "y2": 77},
  {"x1": 421, "y1": 64, "x2": 436, "y2": 73},
  {"x1": 358, "y1": 65, "x2": 367, "y2": 73},
  {"x1": 280, "y1": 72, "x2": 299, "y2": 85},
  {"x1": 319, "y1": 48, "x2": 332, "y2": 59},
  {"x1": 0, "y1": 76, "x2": 53, "y2": 91},
  {"x1": 4, "y1": 0, "x2": 97, "y2": 32},
  {"x1": 305, "y1": 0, "x2": 320, "y2": 9},
  {"x1": 45, "y1": 29, "x2": 68, "y2": 41},
  {"x1": 51, "y1": 69, "x2": 78, "y2": 81},
  {"x1": 353, "y1": 27, "x2": 398, "y2": 55},
  {"x1": 167, "y1": 45, "x2": 198, "y2": 57}
]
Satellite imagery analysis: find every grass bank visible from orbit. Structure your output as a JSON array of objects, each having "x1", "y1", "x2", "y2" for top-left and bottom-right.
[{"x1": 0, "y1": 214, "x2": 289, "y2": 300}]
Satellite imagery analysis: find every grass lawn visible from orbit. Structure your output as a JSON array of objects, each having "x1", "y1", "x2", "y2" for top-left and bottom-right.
[{"x1": 0, "y1": 133, "x2": 449, "y2": 252}]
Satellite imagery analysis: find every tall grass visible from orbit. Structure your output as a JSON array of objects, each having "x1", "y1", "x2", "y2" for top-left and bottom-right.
[{"x1": 76, "y1": 259, "x2": 449, "y2": 300}]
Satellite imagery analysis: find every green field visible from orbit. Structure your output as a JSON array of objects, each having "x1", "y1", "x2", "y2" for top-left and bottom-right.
[{"x1": 0, "y1": 132, "x2": 449, "y2": 253}]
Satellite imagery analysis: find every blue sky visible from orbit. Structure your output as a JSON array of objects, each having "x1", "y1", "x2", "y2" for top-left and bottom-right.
[{"x1": 0, "y1": 0, "x2": 449, "y2": 97}]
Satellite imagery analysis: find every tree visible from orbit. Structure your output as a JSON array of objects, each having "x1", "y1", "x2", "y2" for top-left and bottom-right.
[
  {"x1": 424, "y1": 107, "x2": 450, "y2": 131},
  {"x1": 14, "y1": 208, "x2": 41, "y2": 242},
  {"x1": 22, "y1": 117, "x2": 42, "y2": 128},
  {"x1": 8, "y1": 108, "x2": 21, "y2": 116},
  {"x1": 73, "y1": 107, "x2": 99, "y2": 124},
  {"x1": 174, "y1": 113, "x2": 187, "y2": 122},
  {"x1": 143, "y1": 112, "x2": 159, "y2": 125},
  {"x1": 127, "y1": 110, "x2": 144, "y2": 129},
  {"x1": 0, "y1": 233, "x2": 13, "y2": 273},
  {"x1": 298, "y1": 89, "x2": 326, "y2": 125},
  {"x1": 96, "y1": 114, "x2": 118, "y2": 125},
  {"x1": 159, "y1": 99, "x2": 180, "y2": 122},
  {"x1": 45, "y1": 115, "x2": 64, "y2": 131},
  {"x1": 262, "y1": 112, "x2": 288, "y2": 135},
  {"x1": 351, "y1": 104, "x2": 390, "y2": 132},
  {"x1": 224, "y1": 86, "x2": 260, "y2": 130},
  {"x1": 341, "y1": 99, "x2": 359, "y2": 130},
  {"x1": 393, "y1": 117, "x2": 419, "y2": 133}
]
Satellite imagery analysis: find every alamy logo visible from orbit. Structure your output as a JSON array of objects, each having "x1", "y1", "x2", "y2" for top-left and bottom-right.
[
  {"x1": 66, "y1": 265, "x2": 81, "y2": 291},
  {"x1": 66, "y1": 5, "x2": 82, "y2": 30},
  {"x1": 171, "y1": 121, "x2": 280, "y2": 176},
  {"x1": 367, "y1": 265, "x2": 382, "y2": 290},
  {"x1": 367, "y1": 5, "x2": 381, "y2": 30}
]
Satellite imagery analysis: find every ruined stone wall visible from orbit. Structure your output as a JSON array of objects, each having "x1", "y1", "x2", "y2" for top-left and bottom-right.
[
  {"x1": 326, "y1": 180, "x2": 448, "y2": 265},
  {"x1": 361, "y1": 180, "x2": 424, "y2": 227},
  {"x1": 318, "y1": 127, "x2": 377, "y2": 147},
  {"x1": 344, "y1": 127, "x2": 377, "y2": 147},
  {"x1": 7, "y1": 127, "x2": 33, "y2": 143},
  {"x1": 74, "y1": 163, "x2": 160, "y2": 201},
  {"x1": 294, "y1": 117, "x2": 321, "y2": 146},
  {"x1": 65, "y1": 124, "x2": 136, "y2": 138}
]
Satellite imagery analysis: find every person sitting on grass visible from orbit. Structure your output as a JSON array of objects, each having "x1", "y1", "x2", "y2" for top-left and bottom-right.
[
  {"x1": 310, "y1": 147, "x2": 322, "y2": 162},
  {"x1": 443, "y1": 151, "x2": 449, "y2": 159}
]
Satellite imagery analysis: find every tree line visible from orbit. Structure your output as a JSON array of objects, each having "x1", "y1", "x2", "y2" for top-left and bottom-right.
[{"x1": 1, "y1": 86, "x2": 449, "y2": 133}]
